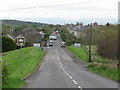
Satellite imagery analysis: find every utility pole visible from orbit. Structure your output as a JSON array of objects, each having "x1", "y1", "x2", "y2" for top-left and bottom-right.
[
  {"x1": 41, "y1": 32, "x2": 44, "y2": 51},
  {"x1": 20, "y1": 45, "x2": 22, "y2": 74},
  {"x1": 89, "y1": 23, "x2": 92, "y2": 62},
  {"x1": 24, "y1": 32, "x2": 26, "y2": 47}
]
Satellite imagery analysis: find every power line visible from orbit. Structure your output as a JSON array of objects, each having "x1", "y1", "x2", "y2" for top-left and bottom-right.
[{"x1": 0, "y1": 0, "x2": 108, "y2": 11}]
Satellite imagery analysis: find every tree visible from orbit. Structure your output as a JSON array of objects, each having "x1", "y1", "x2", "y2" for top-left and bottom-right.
[
  {"x1": 106, "y1": 22, "x2": 110, "y2": 26},
  {"x1": 2, "y1": 36, "x2": 16, "y2": 52},
  {"x1": 76, "y1": 22, "x2": 80, "y2": 25},
  {"x1": 76, "y1": 22, "x2": 83, "y2": 26},
  {"x1": 93, "y1": 22, "x2": 98, "y2": 25},
  {"x1": 97, "y1": 31, "x2": 118, "y2": 59},
  {"x1": 2, "y1": 24, "x2": 12, "y2": 35}
]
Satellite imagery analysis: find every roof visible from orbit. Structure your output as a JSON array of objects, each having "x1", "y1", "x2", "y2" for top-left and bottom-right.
[
  {"x1": 16, "y1": 34, "x2": 24, "y2": 39},
  {"x1": 6, "y1": 34, "x2": 16, "y2": 40}
]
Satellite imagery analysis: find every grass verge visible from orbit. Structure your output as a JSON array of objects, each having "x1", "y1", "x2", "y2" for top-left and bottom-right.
[
  {"x1": 67, "y1": 45, "x2": 118, "y2": 81},
  {"x1": 67, "y1": 45, "x2": 89, "y2": 62},
  {"x1": 2, "y1": 47, "x2": 46, "y2": 88},
  {"x1": 88, "y1": 63, "x2": 118, "y2": 81}
]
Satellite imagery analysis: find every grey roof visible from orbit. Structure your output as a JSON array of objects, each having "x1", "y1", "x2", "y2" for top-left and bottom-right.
[{"x1": 9, "y1": 27, "x2": 42, "y2": 43}]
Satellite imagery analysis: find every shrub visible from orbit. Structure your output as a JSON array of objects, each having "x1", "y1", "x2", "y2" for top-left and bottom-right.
[
  {"x1": 2, "y1": 64, "x2": 11, "y2": 84},
  {"x1": 97, "y1": 30, "x2": 118, "y2": 59},
  {"x1": 2, "y1": 36, "x2": 17, "y2": 52}
]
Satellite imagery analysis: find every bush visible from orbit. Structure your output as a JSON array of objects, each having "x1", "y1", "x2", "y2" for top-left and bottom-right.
[
  {"x1": 2, "y1": 64, "x2": 11, "y2": 84},
  {"x1": 97, "y1": 31, "x2": 118, "y2": 59},
  {"x1": 2, "y1": 36, "x2": 17, "y2": 52}
]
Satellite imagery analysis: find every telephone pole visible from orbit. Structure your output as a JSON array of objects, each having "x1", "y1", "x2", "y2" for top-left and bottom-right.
[{"x1": 89, "y1": 23, "x2": 92, "y2": 62}]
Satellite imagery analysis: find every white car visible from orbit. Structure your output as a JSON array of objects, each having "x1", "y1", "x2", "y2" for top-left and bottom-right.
[
  {"x1": 49, "y1": 36, "x2": 53, "y2": 40},
  {"x1": 49, "y1": 42, "x2": 53, "y2": 46},
  {"x1": 61, "y1": 42, "x2": 66, "y2": 47},
  {"x1": 53, "y1": 36, "x2": 57, "y2": 40},
  {"x1": 49, "y1": 36, "x2": 57, "y2": 40},
  {"x1": 49, "y1": 40, "x2": 53, "y2": 43}
]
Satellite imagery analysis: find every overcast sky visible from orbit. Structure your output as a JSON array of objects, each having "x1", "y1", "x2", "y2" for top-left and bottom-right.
[{"x1": 0, "y1": 0, "x2": 119, "y2": 24}]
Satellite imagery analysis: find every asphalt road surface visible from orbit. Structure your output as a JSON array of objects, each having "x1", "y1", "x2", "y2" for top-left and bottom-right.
[{"x1": 25, "y1": 34, "x2": 118, "y2": 89}]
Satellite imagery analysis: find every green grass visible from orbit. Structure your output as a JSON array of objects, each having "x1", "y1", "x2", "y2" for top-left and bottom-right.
[
  {"x1": 2, "y1": 47, "x2": 46, "y2": 88},
  {"x1": 88, "y1": 63, "x2": 119, "y2": 81},
  {"x1": 3, "y1": 78, "x2": 26, "y2": 88},
  {"x1": 67, "y1": 45, "x2": 119, "y2": 81},
  {"x1": 0, "y1": 60, "x2": 2, "y2": 90},
  {"x1": 67, "y1": 45, "x2": 89, "y2": 62}
]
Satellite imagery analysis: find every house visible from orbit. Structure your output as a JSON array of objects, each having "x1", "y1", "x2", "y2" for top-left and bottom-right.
[
  {"x1": 65, "y1": 24, "x2": 83, "y2": 37},
  {"x1": 7, "y1": 27, "x2": 43, "y2": 46},
  {"x1": 65, "y1": 23, "x2": 102, "y2": 38}
]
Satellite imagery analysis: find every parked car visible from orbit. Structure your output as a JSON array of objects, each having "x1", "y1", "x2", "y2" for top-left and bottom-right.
[
  {"x1": 49, "y1": 36, "x2": 57, "y2": 40},
  {"x1": 49, "y1": 40, "x2": 53, "y2": 46},
  {"x1": 49, "y1": 42, "x2": 53, "y2": 46},
  {"x1": 61, "y1": 42, "x2": 66, "y2": 47},
  {"x1": 50, "y1": 40, "x2": 53, "y2": 43}
]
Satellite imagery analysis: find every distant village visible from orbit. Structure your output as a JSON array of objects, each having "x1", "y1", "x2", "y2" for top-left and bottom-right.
[{"x1": 65, "y1": 22, "x2": 103, "y2": 38}]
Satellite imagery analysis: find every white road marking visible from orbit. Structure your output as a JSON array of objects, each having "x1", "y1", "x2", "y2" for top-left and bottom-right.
[
  {"x1": 56, "y1": 48, "x2": 82, "y2": 90},
  {"x1": 69, "y1": 76, "x2": 72, "y2": 79},
  {"x1": 72, "y1": 80, "x2": 77, "y2": 85},
  {"x1": 66, "y1": 73, "x2": 69, "y2": 76},
  {"x1": 78, "y1": 86, "x2": 82, "y2": 89},
  {"x1": 64, "y1": 71, "x2": 67, "y2": 74}
]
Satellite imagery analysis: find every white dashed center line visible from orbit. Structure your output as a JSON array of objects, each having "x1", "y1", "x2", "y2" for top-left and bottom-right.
[
  {"x1": 69, "y1": 76, "x2": 72, "y2": 79},
  {"x1": 56, "y1": 49, "x2": 83, "y2": 90},
  {"x1": 66, "y1": 73, "x2": 69, "y2": 76},
  {"x1": 78, "y1": 86, "x2": 82, "y2": 89},
  {"x1": 72, "y1": 80, "x2": 77, "y2": 85}
]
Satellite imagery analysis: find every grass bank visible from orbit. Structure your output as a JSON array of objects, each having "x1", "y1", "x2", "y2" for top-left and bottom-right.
[
  {"x1": 67, "y1": 45, "x2": 119, "y2": 81},
  {"x1": 2, "y1": 47, "x2": 46, "y2": 88},
  {"x1": 88, "y1": 63, "x2": 118, "y2": 81},
  {"x1": 67, "y1": 45, "x2": 89, "y2": 62}
]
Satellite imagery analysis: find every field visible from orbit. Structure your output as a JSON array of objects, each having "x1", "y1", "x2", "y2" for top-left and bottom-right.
[{"x1": 2, "y1": 47, "x2": 46, "y2": 88}]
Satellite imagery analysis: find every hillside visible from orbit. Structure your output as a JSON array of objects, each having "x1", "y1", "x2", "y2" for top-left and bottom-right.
[{"x1": 2, "y1": 20, "x2": 45, "y2": 27}]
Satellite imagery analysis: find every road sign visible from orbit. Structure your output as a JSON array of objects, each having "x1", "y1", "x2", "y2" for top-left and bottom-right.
[
  {"x1": 16, "y1": 35, "x2": 25, "y2": 46},
  {"x1": 33, "y1": 43, "x2": 40, "y2": 47},
  {"x1": 16, "y1": 35, "x2": 25, "y2": 74},
  {"x1": 74, "y1": 43, "x2": 81, "y2": 47}
]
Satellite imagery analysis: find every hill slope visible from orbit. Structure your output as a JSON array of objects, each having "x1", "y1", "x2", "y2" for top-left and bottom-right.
[{"x1": 2, "y1": 20, "x2": 45, "y2": 27}]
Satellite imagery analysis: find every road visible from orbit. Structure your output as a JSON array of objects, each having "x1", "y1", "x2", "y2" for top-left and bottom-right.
[{"x1": 25, "y1": 34, "x2": 118, "y2": 89}]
